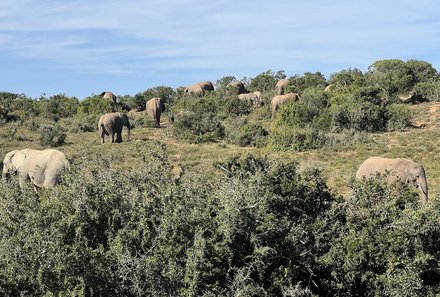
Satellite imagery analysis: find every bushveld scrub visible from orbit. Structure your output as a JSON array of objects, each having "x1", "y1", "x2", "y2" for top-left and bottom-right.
[
  {"x1": 1, "y1": 152, "x2": 439, "y2": 295},
  {"x1": 1, "y1": 59, "x2": 440, "y2": 295}
]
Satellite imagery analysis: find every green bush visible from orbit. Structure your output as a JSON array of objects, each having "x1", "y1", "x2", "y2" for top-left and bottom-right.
[
  {"x1": 331, "y1": 100, "x2": 385, "y2": 132},
  {"x1": 230, "y1": 123, "x2": 268, "y2": 147},
  {"x1": 269, "y1": 127, "x2": 327, "y2": 151},
  {"x1": 59, "y1": 114, "x2": 98, "y2": 133},
  {"x1": 0, "y1": 150, "x2": 439, "y2": 295},
  {"x1": 321, "y1": 177, "x2": 440, "y2": 296},
  {"x1": 386, "y1": 103, "x2": 412, "y2": 131},
  {"x1": 414, "y1": 81, "x2": 440, "y2": 101},
  {"x1": 39, "y1": 124, "x2": 67, "y2": 147},
  {"x1": 130, "y1": 113, "x2": 157, "y2": 128},
  {"x1": 172, "y1": 111, "x2": 225, "y2": 143},
  {"x1": 79, "y1": 95, "x2": 118, "y2": 115},
  {"x1": 219, "y1": 97, "x2": 252, "y2": 118}
]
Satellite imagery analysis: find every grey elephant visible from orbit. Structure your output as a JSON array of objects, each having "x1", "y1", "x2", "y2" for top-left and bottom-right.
[
  {"x1": 356, "y1": 157, "x2": 428, "y2": 203},
  {"x1": 238, "y1": 91, "x2": 262, "y2": 107},
  {"x1": 146, "y1": 97, "x2": 166, "y2": 126},
  {"x1": 195, "y1": 81, "x2": 214, "y2": 92},
  {"x1": 275, "y1": 79, "x2": 289, "y2": 95},
  {"x1": 2, "y1": 148, "x2": 69, "y2": 189},
  {"x1": 184, "y1": 84, "x2": 205, "y2": 96},
  {"x1": 98, "y1": 112, "x2": 131, "y2": 144},
  {"x1": 271, "y1": 92, "x2": 300, "y2": 117},
  {"x1": 100, "y1": 91, "x2": 117, "y2": 103},
  {"x1": 185, "y1": 81, "x2": 214, "y2": 95},
  {"x1": 227, "y1": 80, "x2": 248, "y2": 94}
]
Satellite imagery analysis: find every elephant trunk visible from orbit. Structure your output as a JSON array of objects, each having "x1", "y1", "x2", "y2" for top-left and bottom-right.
[
  {"x1": 418, "y1": 176, "x2": 428, "y2": 203},
  {"x1": 2, "y1": 171, "x2": 9, "y2": 182},
  {"x1": 126, "y1": 123, "x2": 131, "y2": 142}
]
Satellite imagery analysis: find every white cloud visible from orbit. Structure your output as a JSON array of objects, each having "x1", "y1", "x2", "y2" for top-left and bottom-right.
[{"x1": 0, "y1": 0, "x2": 440, "y2": 97}]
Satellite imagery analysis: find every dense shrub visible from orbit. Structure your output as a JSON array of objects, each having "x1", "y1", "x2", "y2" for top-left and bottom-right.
[
  {"x1": 39, "y1": 94, "x2": 79, "y2": 121},
  {"x1": 248, "y1": 70, "x2": 284, "y2": 93},
  {"x1": 219, "y1": 97, "x2": 252, "y2": 118},
  {"x1": 0, "y1": 92, "x2": 38, "y2": 123},
  {"x1": 229, "y1": 123, "x2": 268, "y2": 147},
  {"x1": 130, "y1": 113, "x2": 157, "y2": 129},
  {"x1": 59, "y1": 114, "x2": 98, "y2": 133},
  {"x1": 39, "y1": 124, "x2": 67, "y2": 147},
  {"x1": 79, "y1": 95, "x2": 118, "y2": 115},
  {"x1": 331, "y1": 100, "x2": 385, "y2": 132},
  {"x1": 172, "y1": 111, "x2": 224, "y2": 143},
  {"x1": 287, "y1": 72, "x2": 327, "y2": 93},
  {"x1": 321, "y1": 177, "x2": 440, "y2": 296},
  {"x1": 386, "y1": 103, "x2": 412, "y2": 131},
  {"x1": 129, "y1": 86, "x2": 174, "y2": 111},
  {"x1": 415, "y1": 81, "x2": 440, "y2": 101},
  {"x1": 269, "y1": 127, "x2": 327, "y2": 151},
  {"x1": 0, "y1": 149, "x2": 439, "y2": 295}
]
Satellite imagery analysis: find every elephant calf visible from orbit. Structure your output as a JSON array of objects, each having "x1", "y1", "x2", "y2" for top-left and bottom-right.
[
  {"x1": 356, "y1": 156, "x2": 428, "y2": 203},
  {"x1": 2, "y1": 148, "x2": 69, "y2": 189}
]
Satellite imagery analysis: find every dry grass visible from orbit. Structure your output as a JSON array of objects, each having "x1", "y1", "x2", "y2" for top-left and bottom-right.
[{"x1": 1, "y1": 101, "x2": 440, "y2": 199}]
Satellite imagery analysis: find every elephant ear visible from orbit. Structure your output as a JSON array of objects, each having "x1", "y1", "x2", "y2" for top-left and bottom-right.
[{"x1": 6, "y1": 150, "x2": 26, "y2": 173}]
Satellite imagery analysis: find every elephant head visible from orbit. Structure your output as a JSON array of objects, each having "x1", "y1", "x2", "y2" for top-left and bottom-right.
[
  {"x1": 121, "y1": 113, "x2": 131, "y2": 141},
  {"x1": 356, "y1": 157, "x2": 428, "y2": 203},
  {"x1": 2, "y1": 150, "x2": 26, "y2": 181},
  {"x1": 400, "y1": 160, "x2": 428, "y2": 203}
]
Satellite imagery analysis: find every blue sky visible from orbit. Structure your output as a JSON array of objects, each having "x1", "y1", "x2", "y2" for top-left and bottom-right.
[{"x1": 1, "y1": 0, "x2": 439, "y2": 99}]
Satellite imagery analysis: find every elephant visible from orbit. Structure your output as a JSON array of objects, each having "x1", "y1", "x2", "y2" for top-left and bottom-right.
[
  {"x1": 238, "y1": 91, "x2": 262, "y2": 107},
  {"x1": 271, "y1": 93, "x2": 300, "y2": 117},
  {"x1": 184, "y1": 84, "x2": 205, "y2": 96},
  {"x1": 2, "y1": 149, "x2": 69, "y2": 189},
  {"x1": 324, "y1": 84, "x2": 333, "y2": 92},
  {"x1": 356, "y1": 157, "x2": 428, "y2": 203},
  {"x1": 184, "y1": 81, "x2": 214, "y2": 95},
  {"x1": 98, "y1": 112, "x2": 131, "y2": 144},
  {"x1": 146, "y1": 97, "x2": 166, "y2": 126},
  {"x1": 275, "y1": 79, "x2": 289, "y2": 95},
  {"x1": 227, "y1": 80, "x2": 248, "y2": 95},
  {"x1": 100, "y1": 91, "x2": 117, "y2": 103},
  {"x1": 196, "y1": 81, "x2": 214, "y2": 92}
]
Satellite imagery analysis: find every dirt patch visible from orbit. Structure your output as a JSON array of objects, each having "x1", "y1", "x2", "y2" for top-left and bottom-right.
[{"x1": 428, "y1": 102, "x2": 440, "y2": 121}]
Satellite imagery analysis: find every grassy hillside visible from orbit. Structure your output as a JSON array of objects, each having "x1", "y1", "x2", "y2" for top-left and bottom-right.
[{"x1": 1, "y1": 101, "x2": 439, "y2": 199}]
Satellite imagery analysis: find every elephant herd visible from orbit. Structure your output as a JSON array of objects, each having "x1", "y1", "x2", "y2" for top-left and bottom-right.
[{"x1": 1, "y1": 82, "x2": 430, "y2": 204}]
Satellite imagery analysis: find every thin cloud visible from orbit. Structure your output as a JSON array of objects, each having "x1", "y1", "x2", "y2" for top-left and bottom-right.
[{"x1": 1, "y1": 0, "x2": 440, "y2": 98}]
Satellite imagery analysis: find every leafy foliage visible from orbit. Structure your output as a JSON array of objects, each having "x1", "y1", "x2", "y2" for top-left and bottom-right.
[
  {"x1": 287, "y1": 72, "x2": 327, "y2": 93},
  {"x1": 39, "y1": 124, "x2": 67, "y2": 147},
  {"x1": 229, "y1": 122, "x2": 268, "y2": 147}
]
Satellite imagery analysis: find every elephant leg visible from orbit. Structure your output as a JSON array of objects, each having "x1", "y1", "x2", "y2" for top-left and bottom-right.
[
  {"x1": 111, "y1": 133, "x2": 115, "y2": 143},
  {"x1": 100, "y1": 131, "x2": 106, "y2": 144},
  {"x1": 116, "y1": 132, "x2": 122, "y2": 143}
]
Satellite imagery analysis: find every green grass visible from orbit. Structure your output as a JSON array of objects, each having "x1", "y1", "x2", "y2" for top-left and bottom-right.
[{"x1": 2, "y1": 101, "x2": 440, "y2": 199}]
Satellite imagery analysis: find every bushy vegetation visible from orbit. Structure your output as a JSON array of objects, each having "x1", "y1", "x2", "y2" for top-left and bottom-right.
[
  {"x1": 1, "y1": 151, "x2": 439, "y2": 296},
  {"x1": 1, "y1": 58, "x2": 440, "y2": 295},
  {"x1": 39, "y1": 124, "x2": 67, "y2": 147}
]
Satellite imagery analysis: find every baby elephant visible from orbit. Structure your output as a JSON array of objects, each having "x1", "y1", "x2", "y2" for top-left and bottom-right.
[
  {"x1": 2, "y1": 148, "x2": 69, "y2": 189},
  {"x1": 356, "y1": 157, "x2": 428, "y2": 203}
]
